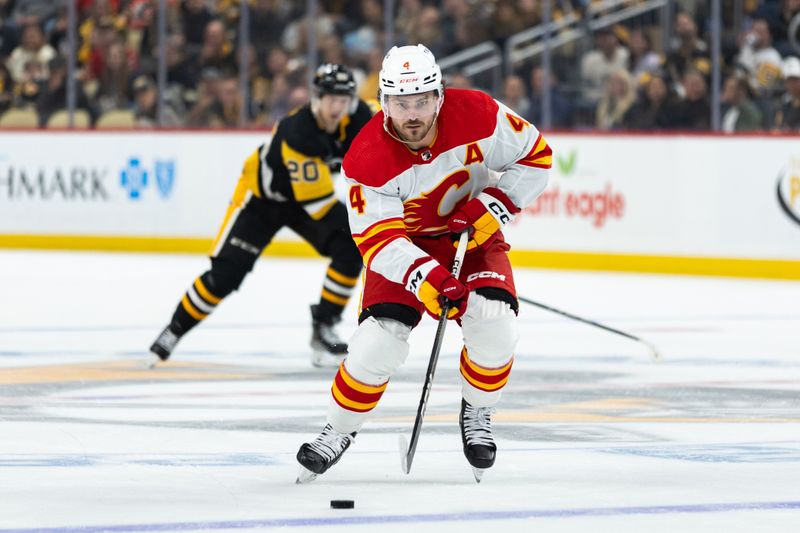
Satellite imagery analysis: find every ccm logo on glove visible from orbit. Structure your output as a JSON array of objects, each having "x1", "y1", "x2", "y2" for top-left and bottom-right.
[
  {"x1": 404, "y1": 259, "x2": 469, "y2": 320},
  {"x1": 447, "y1": 187, "x2": 520, "y2": 251}
]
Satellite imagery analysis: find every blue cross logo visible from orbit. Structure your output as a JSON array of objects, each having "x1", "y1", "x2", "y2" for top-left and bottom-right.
[{"x1": 120, "y1": 158, "x2": 148, "y2": 199}]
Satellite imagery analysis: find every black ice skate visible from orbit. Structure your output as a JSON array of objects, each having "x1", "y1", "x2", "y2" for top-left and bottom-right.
[
  {"x1": 296, "y1": 424, "x2": 356, "y2": 483},
  {"x1": 310, "y1": 304, "x2": 348, "y2": 368},
  {"x1": 145, "y1": 324, "x2": 182, "y2": 369},
  {"x1": 459, "y1": 399, "x2": 497, "y2": 482}
]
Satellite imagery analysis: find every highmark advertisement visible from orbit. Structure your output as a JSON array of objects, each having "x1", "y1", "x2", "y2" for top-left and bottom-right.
[
  {"x1": 0, "y1": 132, "x2": 256, "y2": 237},
  {"x1": 1, "y1": 132, "x2": 798, "y2": 277}
]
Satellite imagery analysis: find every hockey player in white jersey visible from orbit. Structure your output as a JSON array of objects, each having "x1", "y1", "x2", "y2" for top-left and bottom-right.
[{"x1": 296, "y1": 45, "x2": 552, "y2": 481}]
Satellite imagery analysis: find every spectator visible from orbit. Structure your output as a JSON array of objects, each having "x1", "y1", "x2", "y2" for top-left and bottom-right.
[
  {"x1": 264, "y1": 73, "x2": 292, "y2": 124},
  {"x1": 5, "y1": 0, "x2": 58, "y2": 40},
  {"x1": 131, "y1": 75, "x2": 182, "y2": 128},
  {"x1": 196, "y1": 19, "x2": 237, "y2": 77},
  {"x1": 720, "y1": 75, "x2": 763, "y2": 132},
  {"x1": 627, "y1": 28, "x2": 662, "y2": 86},
  {"x1": 249, "y1": 0, "x2": 293, "y2": 53},
  {"x1": 405, "y1": 5, "x2": 448, "y2": 59},
  {"x1": 0, "y1": 63, "x2": 12, "y2": 113},
  {"x1": 596, "y1": 68, "x2": 636, "y2": 130},
  {"x1": 36, "y1": 55, "x2": 94, "y2": 125},
  {"x1": 737, "y1": 18, "x2": 783, "y2": 98},
  {"x1": 166, "y1": 33, "x2": 194, "y2": 90},
  {"x1": 6, "y1": 23, "x2": 56, "y2": 83},
  {"x1": 181, "y1": 0, "x2": 213, "y2": 51},
  {"x1": 280, "y1": 6, "x2": 337, "y2": 55},
  {"x1": 319, "y1": 34, "x2": 347, "y2": 67},
  {"x1": 501, "y1": 74, "x2": 531, "y2": 119},
  {"x1": 664, "y1": 12, "x2": 710, "y2": 93},
  {"x1": 671, "y1": 69, "x2": 711, "y2": 130},
  {"x1": 250, "y1": 46, "x2": 293, "y2": 123},
  {"x1": 95, "y1": 39, "x2": 132, "y2": 112},
  {"x1": 774, "y1": 56, "x2": 800, "y2": 131},
  {"x1": 343, "y1": 0, "x2": 382, "y2": 62},
  {"x1": 80, "y1": 2, "x2": 127, "y2": 78},
  {"x1": 527, "y1": 66, "x2": 573, "y2": 129},
  {"x1": 395, "y1": 0, "x2": 425, "y2": 45},
  {"x1": 622, "y1": 74, "x2": 675, "y2": 130},
  {"x1": 490, "y1": 0, "x2": 527, "y2": 41},
  {"x1": 358, "y1": 47, "x2": 383, "y2": 102},
  {"x1": 580, "y1": 27, "x2": 630, "y2": 105},
  {"x1": 754, "y1": 0, "x2": 800, "y2": 57},
  {"x1": 13, "y1": 60, "x2": 42, "y2": 108},
  {"x1": 445, "y1": 71, "x2": 472, "y2": 89}
]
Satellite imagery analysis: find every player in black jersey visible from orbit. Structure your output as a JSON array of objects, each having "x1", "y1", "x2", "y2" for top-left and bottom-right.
[{"x1": 147, "y1": 64, "x2": 373, "y2": 368}]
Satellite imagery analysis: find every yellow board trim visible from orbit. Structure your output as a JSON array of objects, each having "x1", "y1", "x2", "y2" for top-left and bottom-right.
[
  {"x1": 507, "y1": 249, "x2": 800, "y2": 280},
  {"x1": 0, "y1": 234, "x2": 318, "y2": 257},
  {"x1": 2, "y1": 234, "x2": 799, "y2": 280}
]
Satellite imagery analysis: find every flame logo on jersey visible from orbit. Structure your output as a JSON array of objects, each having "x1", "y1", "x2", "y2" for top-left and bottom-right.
[{"x1": 403, "y1": 169, "x2": 471, "y2": 234}]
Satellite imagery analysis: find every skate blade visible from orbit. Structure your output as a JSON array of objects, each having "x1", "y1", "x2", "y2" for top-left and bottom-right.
[
  {"x1": 143, "y1": 352, "x2": 161, "y2": 369},
  {"x1": 471, "y1": 467, "x2": 486, "y2": 483},
  {"x1": 311, "y1": 350, "x2": 346, "y2": 369},
  {"x1": 295, "y1": 465, "x2": 319, "y2": 484},
  {"x1": 398, "y1": 435, "x2": 410, "y2": 474}
]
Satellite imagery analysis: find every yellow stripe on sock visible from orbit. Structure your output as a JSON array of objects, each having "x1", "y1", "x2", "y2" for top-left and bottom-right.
[{"x1": 180, "y1": 294, "x2": 208, "y2": 321}]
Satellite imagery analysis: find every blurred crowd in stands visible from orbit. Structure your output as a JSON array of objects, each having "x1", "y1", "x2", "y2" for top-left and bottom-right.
[{"x1": 0, "y1": 0, "x2": 798, "y2": 131}]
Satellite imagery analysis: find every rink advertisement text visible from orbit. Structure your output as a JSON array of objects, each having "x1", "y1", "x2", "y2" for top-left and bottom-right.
[
  {"x1": 1, "y1": 132, "x2": 799, "y2": 266},
  {"x1": 0, "y1": 167, "x2": 110, "y2": 200}
]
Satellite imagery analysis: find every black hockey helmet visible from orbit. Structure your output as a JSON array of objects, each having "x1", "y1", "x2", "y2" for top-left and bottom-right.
[{"x1": 313, "y1": 64, "x2": 356, "y2": 98}]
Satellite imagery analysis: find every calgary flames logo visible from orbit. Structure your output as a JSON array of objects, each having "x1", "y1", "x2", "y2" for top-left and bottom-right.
[{"x1": 404, "y1": 170, "x2": 471, "y2": 234}]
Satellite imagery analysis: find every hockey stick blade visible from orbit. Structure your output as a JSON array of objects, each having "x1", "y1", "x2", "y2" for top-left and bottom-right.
[
  {"x1": 399, "y1": 434, "x2": 410, "y2": 474},
  {"x1": 518, "y1": 296, "x2": 662, "y2": 361}
]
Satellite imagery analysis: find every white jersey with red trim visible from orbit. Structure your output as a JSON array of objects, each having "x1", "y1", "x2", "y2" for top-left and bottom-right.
[{"x1": 342, "y1": 88, "x2": 551, "y2": 285}]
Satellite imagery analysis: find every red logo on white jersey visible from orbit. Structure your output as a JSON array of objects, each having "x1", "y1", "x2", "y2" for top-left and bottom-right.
[{"x1": 403, "y1": 170, "x2": 471, "y2": 234}]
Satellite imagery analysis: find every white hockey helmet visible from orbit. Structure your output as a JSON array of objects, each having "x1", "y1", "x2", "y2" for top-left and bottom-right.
[{"x1": 379, "y1": 44, "x2": 444, "y2": 101}]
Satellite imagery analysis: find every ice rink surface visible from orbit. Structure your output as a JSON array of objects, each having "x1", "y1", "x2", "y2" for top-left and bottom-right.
[{"x1": 1, "y1": 250, "x2": 798, "y2": 532}]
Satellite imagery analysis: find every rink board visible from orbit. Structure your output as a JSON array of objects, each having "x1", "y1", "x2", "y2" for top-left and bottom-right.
[{"x1": 0, "y1": 131, "x2": 799, "y2": 279}]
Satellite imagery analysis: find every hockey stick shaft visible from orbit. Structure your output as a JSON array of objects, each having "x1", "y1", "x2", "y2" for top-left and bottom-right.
[
  {"x1": 518, "y1": 296, "x2": 661, "y2": 359},
  {"x1": 403, "y1": 232, "x2": 470, "y2": 474}
]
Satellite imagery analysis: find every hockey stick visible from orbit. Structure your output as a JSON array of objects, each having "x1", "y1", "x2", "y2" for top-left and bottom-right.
[
  {"x1": 400, "y1": 232, "x2": 470, "y2": 475},
  {"x1": 518, "y1": 296, "x2": 662, "y2": 360}
]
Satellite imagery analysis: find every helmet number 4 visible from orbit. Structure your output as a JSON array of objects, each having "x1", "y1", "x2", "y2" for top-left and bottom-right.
[{"x1": 349, "y1": 185, "x2": 366, "y2": 214}]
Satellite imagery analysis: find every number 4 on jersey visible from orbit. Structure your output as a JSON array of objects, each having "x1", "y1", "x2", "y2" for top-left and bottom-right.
[{"x1": 349, "y1": 185, "x2": 366, "y2": 214}]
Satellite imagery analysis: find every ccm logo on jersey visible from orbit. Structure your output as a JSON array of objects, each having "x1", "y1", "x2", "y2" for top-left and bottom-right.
[
  {"x1": 467, "y1": 271, "x2": 507, "y2": 282},
  {"x1": 487, "y1": 200, "x2": 512, "y2": 224}
]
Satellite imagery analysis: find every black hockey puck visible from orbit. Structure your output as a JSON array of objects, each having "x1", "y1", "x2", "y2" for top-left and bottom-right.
[{"x1": 330, "y1": 500, "x2": 355, "y2": 509}]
